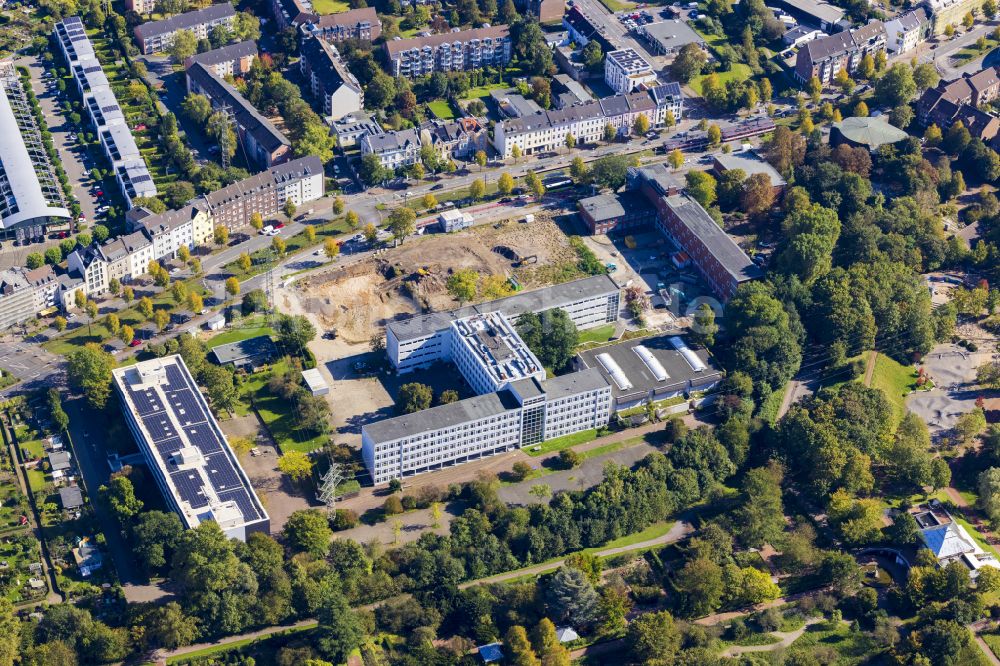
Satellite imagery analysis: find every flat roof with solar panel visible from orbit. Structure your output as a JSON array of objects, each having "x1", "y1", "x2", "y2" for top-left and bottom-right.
[{"x1": 112, "y1": 355, "x2": 269, "y2": 541}]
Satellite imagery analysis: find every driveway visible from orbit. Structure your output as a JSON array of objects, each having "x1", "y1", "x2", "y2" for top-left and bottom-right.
[{"x1": 907, "y1": 342, "x2": 993, "y2": 434}]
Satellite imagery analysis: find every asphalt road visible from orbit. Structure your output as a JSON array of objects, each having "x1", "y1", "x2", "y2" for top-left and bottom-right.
[{"x1": 572, "y1": 0, "x2": 659, "y2": 65}]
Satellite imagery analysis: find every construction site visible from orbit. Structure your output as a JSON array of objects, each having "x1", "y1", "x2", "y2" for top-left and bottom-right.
[{"x1": 294, "y1": 213, "x2": 586, "y2": 344}]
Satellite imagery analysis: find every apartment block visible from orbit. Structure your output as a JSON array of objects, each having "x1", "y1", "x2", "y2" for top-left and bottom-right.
[
  {"x1": 917, "y1": 67, "x2": 1000, "y2": 127},
  {"x1": 196, "y1": 156, "x2": 324, "y2": 232},
  {"x1": 186, "y1": 62, "x2": 291, "y2": 169},
  {"x1": 885, "y1": 7, "x2": 929, "y2": 53},
  {"x1": 925, "y1": 0, "x2": 984, "y2": 35},
  {"x1": 417, "y1": 117, "x2": 488, "y2": 161},
  {"x1": 493, "y1": 87, "x2": 674, "y2": 159},
  {"x1": 605, "y1": 48, "x2": 658, "y2": 94},
  {"x1": 299, "y1": 37, "x2": 363, "y2": 121},
  {"x1": 385, "y1": 25, "x2": 512, "y2": 78},
  {"x1": 360, "y1": 128, "x2": 420, "y2": 171},
  {"x1": 184, "y1": 40, "x2": 257, "y2": 78},
  {"x1": 794, "y1": 21, "x2": 886, "y2": 85},
  {"x1": 55, "y1": 18, "x2": 156, "y2": 207},
  {"x1": 134, "y1": 3, "x2": 236, "y2": 55},
  {"x1": 129, "y1": 205, "x2": 205, "y2": 261},
  {"x1": 300, "y1": 6, "x2": 381, "y2": 41}
]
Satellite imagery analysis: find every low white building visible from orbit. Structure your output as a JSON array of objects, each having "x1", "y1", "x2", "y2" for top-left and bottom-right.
[
  {"x1": 605, "y1": 48, "x2": 658, "y2": 94},
  {"x1": 302, "y1": 368, "x2": 329, "y2": 396},
  {"x1": 439, "y1": 209, "x2": 473, "y2": 232}
]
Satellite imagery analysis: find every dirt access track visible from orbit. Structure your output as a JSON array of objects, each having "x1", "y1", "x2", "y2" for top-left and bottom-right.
[{"x1": 296, "y1": 214, "x2": 581, "y2": 343}]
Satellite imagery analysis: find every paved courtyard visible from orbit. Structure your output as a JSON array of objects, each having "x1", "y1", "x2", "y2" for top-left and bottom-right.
[{"x1": 908, "y1": 342, "x2": 995, "y2": 434}]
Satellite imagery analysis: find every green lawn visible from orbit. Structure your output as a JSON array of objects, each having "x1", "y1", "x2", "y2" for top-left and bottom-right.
[
  {"x1": 462, "y1": 83, "x2": 508, "y2": 100},
  {"x1": 208, "y1": 322, "x2": 274, "y2": 349},
  {"x1": 243, "y1": 361, "x2": 328, "y2": 454},
  {"x1": 523, "y1": 429, "x2": 598, "y2": 457},
  {"x1": 25, "y1": 469, "x2": 47, "y2": 494},
  {"x1": 427, "y1": 100, "x2": 455, "y2": 119},
  {"x1": 598, "y1": 0, "x2": 637, "y2": 11},
  {"x1": 870, "y1": 354, "x2": 917, "y2": 429},
  {"x1": 690, "y1": 63, "x2": 753, "y2": 96},
  {"x1": 576, "y1": 323, "x2": 616, "y2": 348},
  {"x1": 310, "y1": 0, "x2": 349, "y2": 11},
  {"x1": 982, "y1": 633, "x2": 1000, "y2": 660},
  {"x1": 225, "y1": 218, "x2": 354, "y2": 281}
]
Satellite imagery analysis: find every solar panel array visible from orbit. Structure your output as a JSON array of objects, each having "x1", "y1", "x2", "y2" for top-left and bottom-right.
[{"x1": 124, "y1": 359, "x2": 262, "y2": 526}]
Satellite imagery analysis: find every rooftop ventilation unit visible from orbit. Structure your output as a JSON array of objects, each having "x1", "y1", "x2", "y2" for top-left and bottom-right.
[
  {"x1": 633, "y1": 344, "x2": 669, "y2": 381},
  {"x1": 670, "y1": 336, "x2": 706, "y2": 372},
  {"x1": 596, "y1": 352, "x2": 632, "y2": 390}
]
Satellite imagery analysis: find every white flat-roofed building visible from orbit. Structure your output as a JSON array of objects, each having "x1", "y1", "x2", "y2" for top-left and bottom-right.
[
  {"x1": 112, "y1": 355, "x2": 269, "y2": 541},
  {"x1": 451, "y1": 312, "x2": 546, "y2": 395},
  {"x1": 362, "y1": 367, "x2": 611, "y2": 484},
  {"x1": 55, "y1": 18, "x2": 156, "y2": 208},
  {"x1": 0, "y1": 63, "x2": 70, "y2": 233},
  {"x1": 438, "y1": 209, "x2": 473, "y2": 232},
  {"x1": 387, "y1": 275, "x2": 621, "y2": 373},
  {"x1": 605, "y1": 48, "x2": 658, "y2": 94},
  {"x1": 133, "y1": 3, "x2": 237, "y2": 55},
  {"x1": 302, "y1": 368, "x2": 329, "y2": 396}
]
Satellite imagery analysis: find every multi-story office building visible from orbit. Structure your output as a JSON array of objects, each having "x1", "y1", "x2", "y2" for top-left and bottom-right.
[
  {"x1": 134, "y1": 3, "x2": 237, "y2": 55},
  {"x1": 605, "y1": 48, "x2": 658, "y2": 94},
  {"x1": 0, "y1": 62, "x2": 71, "y2": 236},
  {"x1": 385, "y1": 25, "x2": 512, "y2": 78},
  {"x1": 197, "y1": 156, "x2": 324, "y2": 231},
  {"x1": 0, "y1": 268, "x2": 38, "y2": 329},
  {"x1": 362, "y1": 367, "x2": 612, "y2": 485},
  {"x1": 186, "y1": 62, "x2": 291, "y2": 169},
  {"x1": 55, "y1": 18, "x2": 156, "y2": 208},
  {"x1": 387, "y1": 275, "x2": 621, "y2": 373},
  {"x1": 450, "y1": 312, "x2": 547, "y2": 395},
  {"x1": 112, "y1": 356, "x2": 270, "y2": 541},
  {"x1": 184, "y1": 40, "x2": 257, "y2": 78},
  {"x1": 794, "y1": 21, "x2": 886, "y2": 84},
  {"x1": 299, "y1": 37, "x2": 364, "y2": 121}
]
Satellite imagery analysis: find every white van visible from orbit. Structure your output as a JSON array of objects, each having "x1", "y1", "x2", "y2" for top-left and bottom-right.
[{"x1": 260, "y1": 225, "x2": 273, "y2": 235}]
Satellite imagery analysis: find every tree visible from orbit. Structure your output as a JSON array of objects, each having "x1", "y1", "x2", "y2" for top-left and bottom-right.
[
  {"x1": 25, "y1": 252, "x2": 43, "y2": 269},
  {"x1": 363, "y1": 223, "x2": 378, "y2": 244},
  {"x1": 547, "y1": 566, "x2": 599, "y2": 625},
  {"x1": 570, "y1": 156, "x2": 589, "y2": 183},
  {"x1": 475, "y1": 150, "x2": 488, "y2": 170},
  {"x1": 359, "y1": 154, "x2": 385, "y2": 186},
  {"x1": 168, "y1": 29, "x2": 198, "y2": 61},
  {"x1": 154, "y1": 309, "x2": 169, "y2": 332},
  {"x1": 604, "y1": 122, "x2": 616, "y2": 142},
  {"x1": 532, "y1": 618, "x2": 570, "y2": 666},
  {"x1": 120, "y1": 325, "x2": 135, "y2": 345},
  {"x1": 54, "y1": 316, "x2": 67, "y2": 332},
  {"x1": 859, "y1": 53, "x2": 876, "y2": 80},
  {"x1": 627, "y1": 611, "x2": 681, "y2": 664},
  {"x1": 225, "y1": 276, "x2": 240, "y2": 299},
  {"x1": 875, "y1": 63, "x2": 917, "y2": 107},
  {"x1": 272, "y1": 237, "x2": 287, "y2": 256},
  {"x1": 674, "y1": 557, "x2": 724, "y2": 617},
  {"x1": 498, "y1": 172, "x2": 515, "y2": 195},
  {"x1": 808, "y1": 75, "x2": 822, "y2": 103},
  {"x1": 144, "y1": 602, "x2": 198, "y2": 650},
  {"x1": 588, "y1": 155, "x2": 630, "y2": 190},
  {"x1": 526, "y1": 170, "x2": 546, "y2": 198},
  {"x1": 931, "y1": 457, "x2": 952, "y2": 492},
  {"x1": 275, "y1": 314, "x2": 316, "y2": 354},
  {"x1": 214, "y1": 225, "x2": 229, "y2": 245},
  {"x1": 106, "y1": 313, "x2": 121, "y2": 337},
  {"x1": 314, "y1": 582, "x2": 365, "y2": 664},
  {"x1": 668, "y1": 148, "x2": 684, "y2": 170},
  {"x1": 914, "y1": 62, "x2": 940, "y2": 91},
  {"x1": 282, "y1": 198, "x2": 297, "y2": 222},
  {"x1": 398, "y1": 382, "x2": 433, "y2": 414},
  {"x1": 633, "y1": 113, "x2": 650, "y2": 136},
  {"x1": 565, "y1": 132, "x2": 576, "y2": 151},
  {"x1": 66, "y1": 344, "x2": 115, "y2": 409},
  {"x1": 200, "y1": 364, "x2": 238, "y2": 412},
  {"x1": 670, "y1": 43, "x2": 707, "y2": 82},
  {"x1": 957, "y1": 407, "x2": 988, "y2": 444},
  {"x1": 324, "y1": 238, "x2": 340, "y2": 261},
  {"x1": 131, "y1": 510, "x2": 183, "y2": 576},
  {"x1": 686, "y1": 170, "x2": 717, "y2": 207},
  {"x1": 559, "y1": 449, "x2": 581, "y2": 468},
  {"x1": 516, "y1": 309, "x2": 579, "y2": 372},
  {"x1": 278, "y1": 451, "x2": 314, "y2": 483},
  {"x1": 581, "y1": 40, "x2": 603, "y2": 69},
  {"x1": 304, "y1": 225, "x2": 316, "y2": 243},
  {"x1": 732, "y1": 462, "x2": 784, "y2": 548},
  {"x1": 45, "y1": 246, "x2": 63, "y2": 265},
  {"x1": 470, "y1": 178, "x2": 487, "y2": 201},
  {"x1": 100, "y1": 475, "x2": 143, "y2": 524},
  {"x1": 742, "y1": 172, "x2": 777, "y2": 217},
  {"x1": 506, "y1": 625, "x2": 541, "y2": 666},
  {"x1": 388, "y1": 207, "x2": 416, "y2": 242},
  {"x1": 447, "y1": 268, "x2": 479, "y2": 303},
  {"x1": 238, "y1": 252, "x2": 252, "y2": 273},
  {"x1": 421, "y1": 193, "x2": 437, "y2": 211},
  {"x1": 283, "y1": 509, "x2": 332, "y2": 557},
  {"x1": 346, "y1": 210, "x2": 360, "y2": 228},
  {"x1": 250, "y1": 212, "x2": 264, "y2": 231},
  {"x1": 764, "y1": 126, "x2": 806, "y2": 176},
  {"x1": 853, "y1": 100, "x2": 869, "y2": 117},
  {"x1": 512, "y1": 144, "x2": 523, "y2": 161},
  {"x1": 707, "y1": 124, "x2": 722, "y2": 147}
]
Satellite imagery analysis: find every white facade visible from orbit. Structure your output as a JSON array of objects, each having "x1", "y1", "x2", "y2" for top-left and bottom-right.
[
  {"x1": 449, "y1": 312, "x2": 546, "y2": 396},
  {"x1": 360, "y1": 128, "x2": 421, "y2": 171},
  {"x1": 67, "y1": 248, "x2": 109, "y2": 296},
  {"x1": 605, "y1": 49, "x2": 658, "y2": 94},
  {"x1": 885, "y1": 10, "x2": 925, "y2": 53}
]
